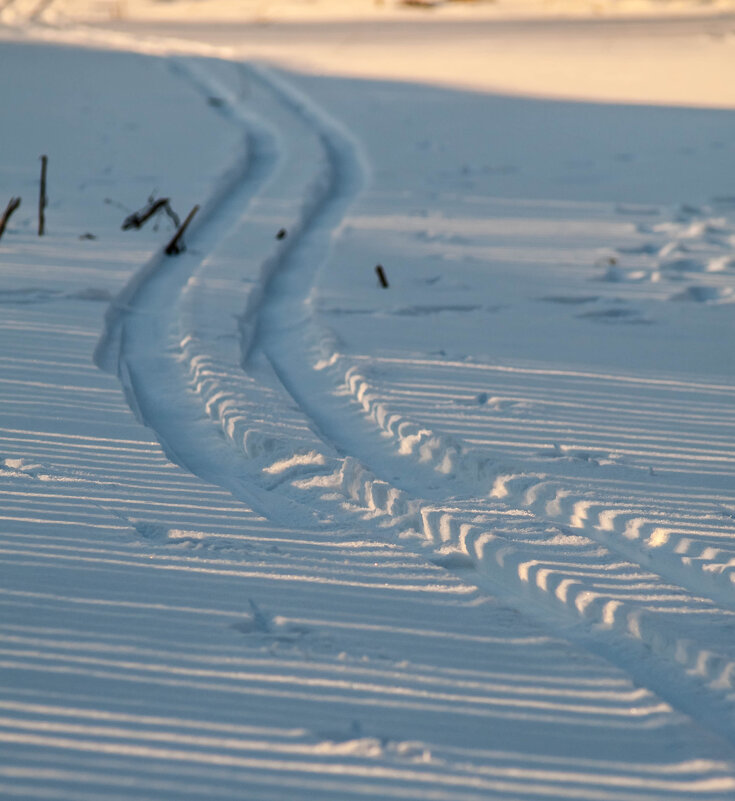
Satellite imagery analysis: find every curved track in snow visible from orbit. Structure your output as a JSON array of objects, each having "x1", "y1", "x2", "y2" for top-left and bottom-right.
[
  {"x1": 77, "y1": 48, "x2": 735, "y2": 755},
  {"x1": 7, "y1": 0, "x2": 734, "y2": 758},
  {"x1": 4, "y1": 2, "x2": 735, "y2": 792},
  {"x1": 238, "y1": 80, "x2": 735, "y2": 750}
]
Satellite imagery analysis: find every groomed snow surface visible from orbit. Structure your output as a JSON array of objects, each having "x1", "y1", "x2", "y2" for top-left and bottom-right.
[{"x1": 1, "y1": 2, "x2": 735, "y2": 799}]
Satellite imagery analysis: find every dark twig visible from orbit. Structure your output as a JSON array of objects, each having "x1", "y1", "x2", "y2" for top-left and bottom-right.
[
  {"x1": 165, "y1": 205, "x2": 199, "y2": 256},
  {"x1": 122, "y1": 197, "x2": 177, "y2": 230},
  {"x1": 38, "y1": 155, "x2": 47, "y2": 236},
  {"x1": 375, "y1": 264, "x2": 389, "y2": 288},
  {"x1": 0, "y1": 197, "x2": 21, "y2": 241}
]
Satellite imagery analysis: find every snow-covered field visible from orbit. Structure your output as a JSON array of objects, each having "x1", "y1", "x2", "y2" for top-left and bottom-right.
[{"x1": 1, "y1": 1, "x2": 735, "y2": 798}]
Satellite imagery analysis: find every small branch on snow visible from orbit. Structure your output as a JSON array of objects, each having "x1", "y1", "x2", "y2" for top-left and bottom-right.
[
  {"x1": 375, "y1": 264, "x2": 389, "y2": 288},
  {"x1": 0, "y1": 197, "x2": 21, "y2": 241},
  {"x1": 38, "y1": 155, "x2": 48, "y2": 236},
  {"x1": 164, "y1": 204, "x2": 199, "y2": 256},
  {"x1": 122, "y1": 197, "x2": 179, "y2": 231}
]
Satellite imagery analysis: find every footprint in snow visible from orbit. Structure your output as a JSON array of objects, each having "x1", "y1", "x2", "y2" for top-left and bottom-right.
[
  {"x1": 129, "y1": 520, "x2": 169, "y2": 540},
  {"x1": 680, "y1": 219, "x2": 730, "y2": 243},
  {"x1": 232, "y1": 600, "x2": 334, "y2": 654},
  {"x1": 232, "y1": 599, "x2": 272, "y2": 634},
  {"x1": 707, "y1": 255, "x2": 735, "y2": 273},
  {"x1": 457, "y1": 394, "x2": 534, "y2": 416},
  {"x1": 536, "y1": 444, "x2": 601, "y2": 465},
  {"x1": 656, "y1": 242, "x2": 713, "y2": 274},
  {"x1": 670, "y1": 285, "x2": 734, "y2": 303}
]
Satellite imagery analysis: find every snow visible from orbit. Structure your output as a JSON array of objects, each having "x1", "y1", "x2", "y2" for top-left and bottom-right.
[{"x1": 1, "y1": 0, "x2": 735, "y2": 798}]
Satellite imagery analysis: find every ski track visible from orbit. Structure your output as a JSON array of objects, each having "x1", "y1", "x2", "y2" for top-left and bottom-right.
[{"x1": 9, "y1": 2, "x2": 735, "y2": 764}]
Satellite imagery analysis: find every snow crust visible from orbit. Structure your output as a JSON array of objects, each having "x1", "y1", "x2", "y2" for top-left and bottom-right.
[{"x1": 1, "y1": 0, "x2": 735, "y2": 798}]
